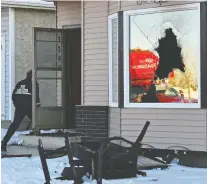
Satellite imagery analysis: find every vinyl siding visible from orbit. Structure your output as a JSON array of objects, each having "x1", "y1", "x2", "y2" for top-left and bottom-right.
[
  {"x1": 57, "y1": 1, "x2": 81, "y2": 28},
  {"x1": 56, "y1": 0, "x2": 207, "y2": 151},
  {"x1": 83, "y1": 1, "x2": 108, "y2": 105},
  {"x1": 109, "y1": 1, "x2": 119, "y2": 15},
  {"x1": 1, "y1": 8, "x2": 10, "y2": 120},
  {"x1": 121, "y1": 108, "x2": 206, "y2": 151}
]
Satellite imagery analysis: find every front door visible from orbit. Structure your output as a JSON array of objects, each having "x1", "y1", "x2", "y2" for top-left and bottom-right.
[
  {"x1": 64, "y1": 28, "x2": 81, "y2": 128},
  {"x1": 32, "y1": 28, "x2": 66, "y2": 129}
]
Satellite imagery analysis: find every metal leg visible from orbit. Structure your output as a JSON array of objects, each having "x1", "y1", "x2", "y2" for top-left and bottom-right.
[
  {"x1": 38, "y1": 139, "x2": 51, "y2": 184},
  {"x1": 65, "y1": 134, "x2": 85, "y2": 184}
]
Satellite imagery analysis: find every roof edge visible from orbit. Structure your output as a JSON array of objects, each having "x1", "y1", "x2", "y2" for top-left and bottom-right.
[{"x1": 1, "y1": 1, "x2": 55, "y2": 10}]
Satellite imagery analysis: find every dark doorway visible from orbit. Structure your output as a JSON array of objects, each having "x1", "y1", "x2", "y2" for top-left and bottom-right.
[{"x1": 64, "y1": 28, "x2": 81, "y2": 128}]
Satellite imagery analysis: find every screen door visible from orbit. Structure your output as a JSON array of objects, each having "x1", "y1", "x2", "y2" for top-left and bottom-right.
[{"x1": 32, "y1": 28, "x2": 66, "y2": 129}]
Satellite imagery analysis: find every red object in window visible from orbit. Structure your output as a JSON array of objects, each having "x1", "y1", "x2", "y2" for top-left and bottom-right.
[{"x1": 130, "y1": 49, "x2": 159, "y2": 87}]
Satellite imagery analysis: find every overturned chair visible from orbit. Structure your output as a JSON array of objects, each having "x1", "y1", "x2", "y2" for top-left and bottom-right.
[
  {"x1": 38, "y1": 121, "x2": 156, "y2": 184},
  {"x1": 38, "y1": 134, "x2": 92, "y2": 184},
  {"x1": 94, "y1": 121, "x2": 150, "y2": 184}
]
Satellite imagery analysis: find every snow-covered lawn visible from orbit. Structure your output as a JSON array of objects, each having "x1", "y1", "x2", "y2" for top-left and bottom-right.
[{"x1": 2, "y1": 156, "x2": 207, "y2": 184}]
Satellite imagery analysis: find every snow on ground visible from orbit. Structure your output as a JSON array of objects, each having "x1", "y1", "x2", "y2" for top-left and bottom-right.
[
  {"x1": 1, "y1": 128, "x2": 31, "y2": 145},
  {"x1": 1, "y1": 128, "x2": 207, "y2": 184},
  {"x1": 2, "y1": 156, "x2": 207, "y2": 184}
]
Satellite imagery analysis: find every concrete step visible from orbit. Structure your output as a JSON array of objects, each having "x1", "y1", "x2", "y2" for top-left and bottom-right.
[
  {"x1": 4, "y1": 145, "x2": 39, "y2": 157},
  {"x1": 19, "y1": 134, "x2": 81, "y2": 150}
]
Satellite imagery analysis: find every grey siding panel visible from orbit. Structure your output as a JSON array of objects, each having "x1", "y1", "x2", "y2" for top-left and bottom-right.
[
  {"x1": 57, "y1": 1, "x2": 81, "y2": 28},
  {"x1": 121, "y1": 109, "x2": 207, "y2": 151},
  {"x1": 84, "y1": 1, "x2": 109, "y2": 105},
  {"x1": 1, "y1": 8, "x2": 10, "y2": 120}
]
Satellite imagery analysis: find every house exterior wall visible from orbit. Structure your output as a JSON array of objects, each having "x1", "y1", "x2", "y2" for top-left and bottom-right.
[
  {"x1": 15, "y1": 8, "x2": 55, "y2": 83},
  {"x1": 1, "y1": 8, "x2": 10, "y2": 120},
  {"x1": 56, "y1": 1, "x2": 207, "y2": 151},
  {"x1": 85, "y1": 1, "x2": 207, "y2": 151}
]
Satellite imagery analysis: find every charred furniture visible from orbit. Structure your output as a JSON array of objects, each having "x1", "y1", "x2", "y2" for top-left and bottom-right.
[
  {"x1": 38, "y1": 121, "x2": 169, "y2": 184},
  {"x1": 38, "y1": 134, "x2": 92, "y2": 184}
]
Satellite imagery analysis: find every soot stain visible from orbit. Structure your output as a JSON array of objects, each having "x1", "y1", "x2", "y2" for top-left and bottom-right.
[{"x1": 155, "y1": 28, "x2": 185, "y2": 79}]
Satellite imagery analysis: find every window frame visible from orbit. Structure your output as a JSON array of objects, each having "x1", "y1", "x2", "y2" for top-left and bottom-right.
[
  {"x1": 123, "y1": 3, "x2": 201, "y2": 108},
  {"x1": 108, "y1": 13, "x2": 119, "y2": 107}
]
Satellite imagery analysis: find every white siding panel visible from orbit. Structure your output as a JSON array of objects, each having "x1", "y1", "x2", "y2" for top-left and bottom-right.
[{"x1": 1, "y1": 8, "x2": 10, "y2": 120}]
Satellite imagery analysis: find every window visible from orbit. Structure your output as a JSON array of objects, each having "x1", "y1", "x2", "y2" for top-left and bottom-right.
[
  {"x1": 108, "y1": 13, "x2": 118, "y2": 107},
  {"x1": 123, "y1": 3, "x2": 200, "y2": 108}
]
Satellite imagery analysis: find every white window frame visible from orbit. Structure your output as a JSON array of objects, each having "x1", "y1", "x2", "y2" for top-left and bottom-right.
[
  {"x1": 108, "y1": 13, "x2": 119, "y2": 107},
  {"x1": 123, "y1": 3, "x2": 201, "y2": 108}
]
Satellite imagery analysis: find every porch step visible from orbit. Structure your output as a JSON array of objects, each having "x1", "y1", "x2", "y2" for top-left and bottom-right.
[
  {"x1": 19, "y1": 134, "x2": 81, "y2": 150},
  {"x1": 4, "y1": 145, "x2": 39, "y2": 157}
]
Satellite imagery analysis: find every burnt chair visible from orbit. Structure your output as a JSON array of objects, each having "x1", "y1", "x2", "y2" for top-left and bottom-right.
[
  {"x1": 95, "y1": 121, "x2": 150, "y2": 184},
  {"x1": 38, "y1": 133, "x2": 92, "y2": 184},
  {"x1": 38, "y1": 121, "x2": 151, "y2": 184}
]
